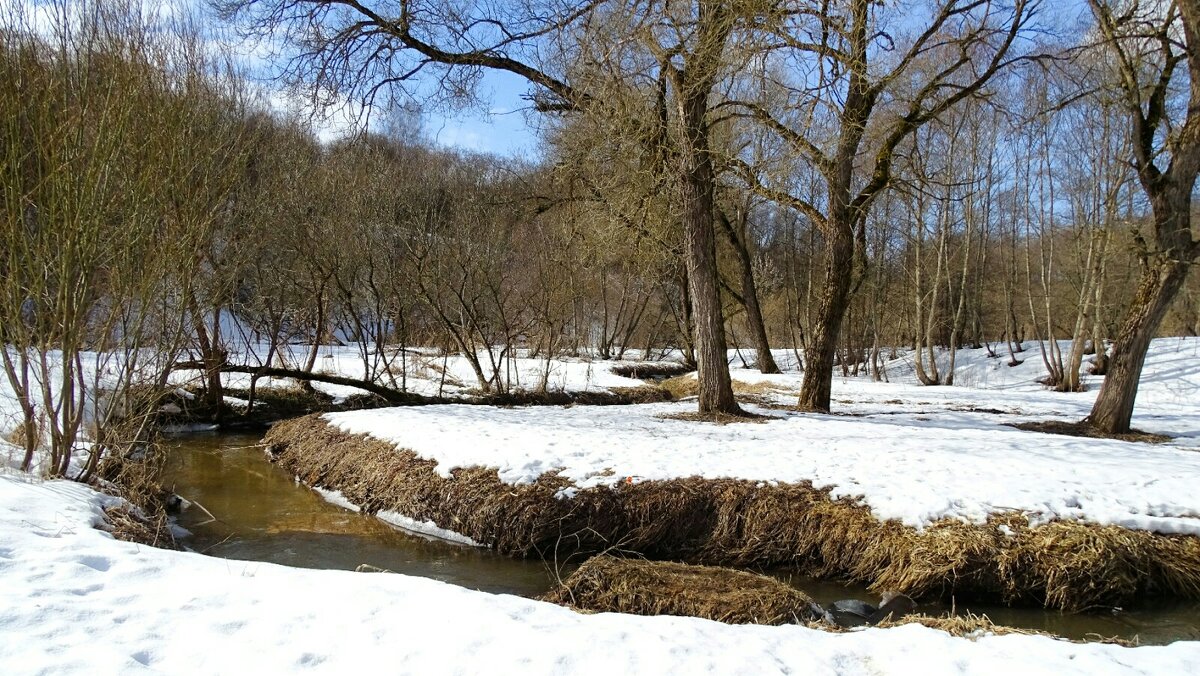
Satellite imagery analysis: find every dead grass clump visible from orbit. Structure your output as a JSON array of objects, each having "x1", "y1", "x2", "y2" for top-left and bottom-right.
[
  {"x1": 874, "y1": 612, "x2": 1134, "y2": 645},
  {"x1": 470, "y1": 386, "x2": 673, "y2": 407},
  {"x1": 876, "y1": 611, "x2": 1039, "y2": 637},
  {"x1": 610, "y1": 363, "x2": 695, "y2": 380},
  {"x1": 542, "y1": 555, "x2": 820, "y2": 625},
  {"x1": 264, "y1": 416, "x2": 1200, "y2": 611},
  {"x1": 657, "y1": 376, "x2": 785, "y2": 404},
  {"x1": 3, "y1": 419, "x2": 39, "y2": 448},
  {"x1": 1010, "y1": 420, "x2": 1172, "y2": 444},
  {"x1": 656, "y1": 410, "x2": 773, "y2": 424},
  {"x1": 96, "y1": 436, "x2": 173, "y2": 510},
  {"x1": 101, "y1": 504, "x2": 178, "y2": 550},
  {"x1": 92, "y1": 429, "x2": 182, "y2": 552},
  {"x1": 659, "y1": 375, "x2": 699, "y2": 399}
]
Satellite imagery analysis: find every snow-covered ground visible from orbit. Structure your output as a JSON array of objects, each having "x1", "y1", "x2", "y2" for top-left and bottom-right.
[
  {"x1": 1, "y1": 339, "x2": 1198, "y2": 672},
  {"x1": 170, "y1": 343, "x2": 653, "y2": 402},
  {"x1": 324, "y1": 338, "x2": 1200, "y2": 534},
  {"x1": 1, "y1": 472, "x2": 1197, "y2": 675}
]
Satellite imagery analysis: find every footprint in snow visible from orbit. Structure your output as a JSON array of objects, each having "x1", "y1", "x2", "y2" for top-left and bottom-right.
[{"x1": 75, "y1": 554, "x2": 111, "y2": 572}]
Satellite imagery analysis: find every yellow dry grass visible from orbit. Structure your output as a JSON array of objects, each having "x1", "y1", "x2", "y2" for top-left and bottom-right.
[
  {"x1": 542, "y1": 555, "x2": 819, "y2": 625},
  {"x1": 100, "y1": 504, "x2": 179, "y2": 550}
]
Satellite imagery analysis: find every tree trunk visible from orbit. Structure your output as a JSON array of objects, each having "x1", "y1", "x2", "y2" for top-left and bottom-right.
[
  {"x1": 1085, "y1": 257, "x2": 1190, "y2": 432},
  {"x1": 678, "y1": 91, "x2": 739, "y2": 415},
  {"x1": 798, "y1": 226, "x2": 854, "y2": 412},
  {"x1": 717, "y1": 208, "x2": 780, "y2": 373},
  {"x1": 677, "y1": 264, "x2": 697, "y2": 368},
  {"x1": 1086, "y1": 179, "x2": 1195, "y2": 433},
  {"x1": 191, "y1": 303, "x2": 225, "y2": 419}
]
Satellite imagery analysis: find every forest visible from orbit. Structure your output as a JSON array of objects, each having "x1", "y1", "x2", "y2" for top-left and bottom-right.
[{"x1": 4, "y1": 0, "x2": 1198, "y2": 478}]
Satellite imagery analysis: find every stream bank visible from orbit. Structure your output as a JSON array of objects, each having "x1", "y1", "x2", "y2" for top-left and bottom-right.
[
  {"x1": 262, "y1": 413, "x2": 1200, "y2": 613},
  {"x1": 162, "y1": 430, "x2": 1200, "y2": 643}
]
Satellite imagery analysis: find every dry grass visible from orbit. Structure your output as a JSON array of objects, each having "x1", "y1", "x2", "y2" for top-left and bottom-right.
[
  {"x1": 100, "y1": 504, "x2": 179, "y2": 550},
  {"x1": 468, "y1": 386, "x2": 673, "y2": 407},
  {"x1": 874, "y1": 611, "x2": 1042, "y2": 637},
  {"x1": 264, "y1": 416, "x2": 1200, "y2": 612},
  {"x1": 1010, "y1": 420, "x2": 1173, "y2": 444},
  {"x1": 3, "y1": 419, "x2": 39, "y2": 447},
  {"x1": 542, "y1": 556, "x2": 1134, "y2": 644},
  {"x1": 658, "y1": 376, "x2": 789, "y2": 404},
  {"x1": 610, "y1": 363, "x2": 695, "y2": 380},
  {"x1": 656, "y1": 410, "x2": 773, "y2": 424},
  {"x1": 542, "y1": 555, "x2": 820, "y2": 625},
  {"x1": 658, "y1": 375, "x2": 698, "y2": 399},
  {"x1": 874, "y1": 612, "x2": 1133, "y2": 645}
]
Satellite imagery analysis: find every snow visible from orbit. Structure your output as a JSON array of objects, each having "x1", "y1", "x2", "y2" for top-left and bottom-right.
[
  {"x1": 313, "y1": 485, "x2": 482, "y2": 546},
  {"x1": 1, "y1": 473, "x2": 1197, "y2": 675},
  {"x1": 376, "y1": 510, "x2": 483, "y2": 546},
  {"x1": 1, "y1": 338, "x2": 1199, "y2": 671},
  {"x1": 324, "y1": 339, "x2": 1200, "y2": 535}
]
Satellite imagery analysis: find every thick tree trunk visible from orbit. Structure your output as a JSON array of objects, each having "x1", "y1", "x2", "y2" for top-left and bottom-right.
[
  {"x1": 1086, "y1": 176, "x2": 1196, "y2": 432},
  {"x1": 676, "y1": 90, "x2": 739, "y2": 414},
  {"x1": 1085, "y1": 258, "x2": 1190, "y2": 432},
  {"x1": 798, "y1": 226, "x2": 854, "y2": 412}
]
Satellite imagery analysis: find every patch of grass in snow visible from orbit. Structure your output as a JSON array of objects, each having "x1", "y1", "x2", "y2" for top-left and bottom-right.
[
  {"x1": 874, "y1": 612, "x2": 1133, "y2": 646},
  {"x1": 100, "y1": 504, "x2": 178, "y2": 550},
  {"x1": 542, "y1": 555, "x2": 821, "y2": 625},
  {"x1": 656, "y1": 410, "x2": 774, "y2": 425},
  {"x1": 658, "y1": 376, "x2": 789, "y2": 404},
  {"x1": 457, "y1": 385, "x2": 674, "y2": 407},
  {"x1": 1010, "y1": 420, "x2": 1173, "y2": 444}
]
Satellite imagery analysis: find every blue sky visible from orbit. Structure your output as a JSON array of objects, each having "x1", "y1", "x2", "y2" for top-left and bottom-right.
[
  {"x1": 169, "y1": 0, "x2": 542, "y2": 159},
  {"x1": 420, "y1": 71, "x2": 543, "y2": 159}
]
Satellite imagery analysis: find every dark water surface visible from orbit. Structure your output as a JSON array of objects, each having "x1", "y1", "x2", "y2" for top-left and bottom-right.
[
  {"x1": 164, "y1": 433, "x2": 1200, "y2": 645},
  {"x1": 163, "y1": 432, "x2": 562, "y2": 596}
]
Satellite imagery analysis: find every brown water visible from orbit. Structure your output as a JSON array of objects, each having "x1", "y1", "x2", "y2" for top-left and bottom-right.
[
  {"x1": 164, "y1": 432, "x2": 1200, "y2": 645},
  {"x1": 163, "y1": 432, "x2": 563, "y2": 596}
]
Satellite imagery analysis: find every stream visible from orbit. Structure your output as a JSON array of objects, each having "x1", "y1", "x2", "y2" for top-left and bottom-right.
[{"x1": 164, "y1": 432, "x2": 1200, "y2": 645}]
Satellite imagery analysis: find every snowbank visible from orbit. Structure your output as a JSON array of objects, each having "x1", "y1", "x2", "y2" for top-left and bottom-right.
[{"x1": 1, "y1": 473, "x2": 1196, "y2": 674}]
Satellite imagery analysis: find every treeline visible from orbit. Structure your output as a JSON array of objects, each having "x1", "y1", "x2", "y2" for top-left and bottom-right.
[{"x1": 3, "y1": 1, "x2": 1200, "y2": 478}]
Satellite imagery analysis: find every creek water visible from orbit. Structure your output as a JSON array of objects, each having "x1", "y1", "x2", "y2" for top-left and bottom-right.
[{"x1": 164, "y1": 432, "x2": 1200, "y2": 645}]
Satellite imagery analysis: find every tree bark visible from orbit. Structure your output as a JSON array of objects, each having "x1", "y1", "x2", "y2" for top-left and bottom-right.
[
  {"x1": 678, "y1": 89, "x2": 739, "y2": 415},
  {"x1": 717, "y1": 208, "x2": 780, "y2": 374},
  {"x1": 797, "y1": 225, "x2": 854, "y2": 412},
  {"x1": 1086, "y1": 189, "x2": 1195, "y2": 432}
]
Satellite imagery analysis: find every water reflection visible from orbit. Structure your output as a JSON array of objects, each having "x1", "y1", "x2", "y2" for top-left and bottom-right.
[{"x1": 164, "y1": 432, "x2": 563, "y2": 596}]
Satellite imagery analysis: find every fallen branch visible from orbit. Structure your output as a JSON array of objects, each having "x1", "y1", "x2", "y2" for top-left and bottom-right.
[{"x1": 173, "y1": 361, "x2": 415, "y2": 403}]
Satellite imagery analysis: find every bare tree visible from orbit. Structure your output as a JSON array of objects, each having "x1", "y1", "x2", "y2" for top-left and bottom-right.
[
  {"x1": 0, "y1": 1, "x2": 250, "y2": 475},
  {"x1": 1083, "y1": 0, "x2": 1200, "y2": 433},
  {"x1": 223, "y1": 0, "x2": 759, "y2": 413},
  {"x1": 729, "y1": 0, "x2": 1036, "y2": 411}
]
